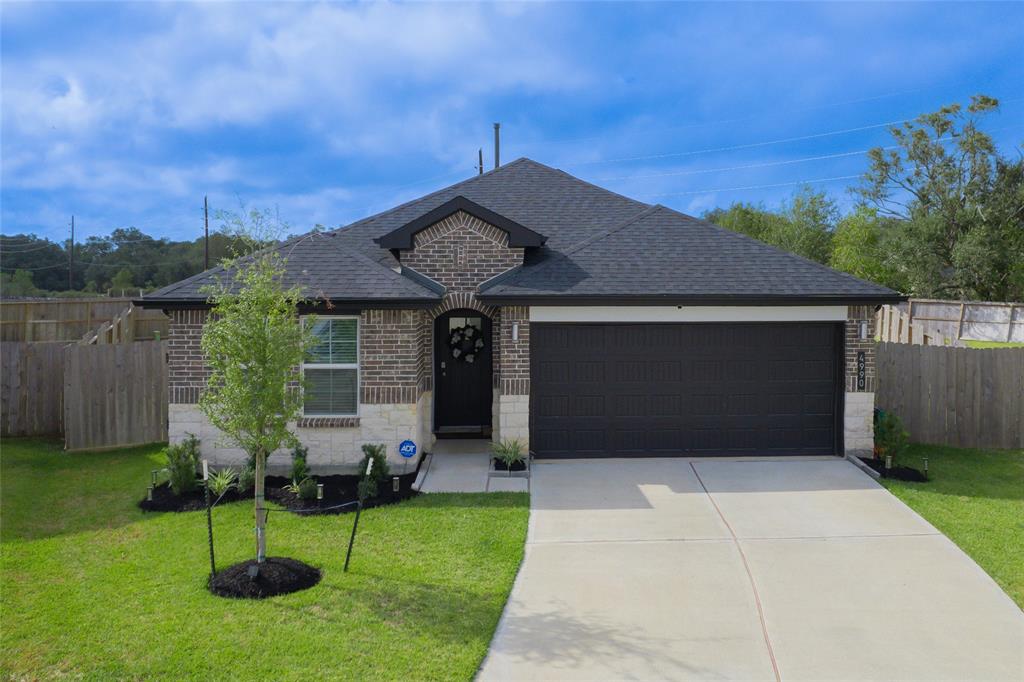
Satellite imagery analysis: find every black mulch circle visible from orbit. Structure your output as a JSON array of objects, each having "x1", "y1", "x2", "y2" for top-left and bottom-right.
[
  {"x1": 859, "y1": 457, "x2": 929, "y2": 482},
  {"x1": 491, "y1": 457, "x2": 528, "y2": 472},
  {"x1": 208, "y1": 557, "x2": 321, "y2": 599},
  {"x1": 139, "y1": 463, "x2": 422, "y2": 514}
]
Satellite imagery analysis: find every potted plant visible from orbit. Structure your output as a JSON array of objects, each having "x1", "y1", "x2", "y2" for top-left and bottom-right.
[{"x1": 490, "y1": 439, "x2": 528, "y2": 477}]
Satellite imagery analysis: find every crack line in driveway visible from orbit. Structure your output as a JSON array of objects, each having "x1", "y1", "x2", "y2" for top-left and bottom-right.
[{"x1": 690, "y1": 462, "x2": 782, "y2": 682}]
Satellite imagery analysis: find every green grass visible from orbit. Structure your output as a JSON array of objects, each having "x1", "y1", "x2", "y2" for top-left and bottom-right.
[
  {"x1": 964, "y1": 340, "x2": 1024, "y2": 348},
  {"x1": 1, "y1": 439, "x2": 529, "y2": 680},
  {"x1": 880, "y1": 443, "x2": 1024, "y2": 607}
]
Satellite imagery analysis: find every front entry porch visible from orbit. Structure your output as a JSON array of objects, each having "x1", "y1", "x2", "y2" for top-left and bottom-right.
[{"x1": 414, "y1": 439, "x2": 529, "y2": 493}]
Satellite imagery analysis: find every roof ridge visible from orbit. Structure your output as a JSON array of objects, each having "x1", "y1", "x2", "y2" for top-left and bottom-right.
[{"x1": 654, "y1": 204, "x2": 899, "y2": 294}]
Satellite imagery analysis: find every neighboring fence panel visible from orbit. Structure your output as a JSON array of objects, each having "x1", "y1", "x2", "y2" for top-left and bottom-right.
[
  {"x1": 0, "y1": 342, "x2": 65, "y2": 436},
  {"x1": 1, "y1": 298, "x2": 169, "y2": 343},
  {"x1": 876, "y1": 342, "x2": 1024, "y2": 449},
  {"x1": 63, "y1": 341, "x2": 168, "y2": 451}
]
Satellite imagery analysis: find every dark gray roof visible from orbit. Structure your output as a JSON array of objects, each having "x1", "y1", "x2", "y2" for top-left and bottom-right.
[
  {"x1": 143, "y1": 231, "x2": 441, "y2": 304},
  {"x1": 478, "y1": 205, "x2": 902, "y2": 304},
  {"x1": 142, "y1": 157, "x2": 901, "y2": 308}
]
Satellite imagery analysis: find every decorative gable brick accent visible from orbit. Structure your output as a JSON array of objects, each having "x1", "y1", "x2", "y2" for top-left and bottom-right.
[
  {"x1": 845, "y1": 305, "x2": 876, "y2": 392},
  {"x1": 401, "y1": 210, "x2": 524, "y2": 293}
]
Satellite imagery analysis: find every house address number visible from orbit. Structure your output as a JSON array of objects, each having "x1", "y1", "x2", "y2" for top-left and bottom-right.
[{"x1": 856, "y1": 351, "x2": 866, "y2": 390}]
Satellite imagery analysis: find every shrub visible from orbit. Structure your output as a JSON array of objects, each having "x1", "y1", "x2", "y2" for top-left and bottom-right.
[
  {"x1": 290, "y1": 444, "x2": 311, "y2": 484},
  {"x1": 237, "y1": 464, "x2": 255, "y2": 493},
  {"x1": 491, "y1": 439, "x2": 525, "y2": 471},
  {"x1": 357, "y1": 443, "x2": 389, "y2": 499},
  {"x1": 207, "y1": 468, "x2": 238, "y2": 496},
  {"x1": 165, "y1": 434, "x2": 200, "y2": 496},
  {"x1": 874, "y1": 409, "x2": 910, "y2": 467}
]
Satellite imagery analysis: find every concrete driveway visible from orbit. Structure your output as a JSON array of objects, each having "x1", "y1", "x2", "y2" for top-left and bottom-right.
[{"x1": 478, "y1": 458, "x2": 1024, "y2": 681}]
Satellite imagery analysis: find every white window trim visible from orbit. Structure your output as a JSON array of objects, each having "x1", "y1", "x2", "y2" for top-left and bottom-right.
[{"x1": 301, "y1": 315, "x2": 360, "y2": 418}]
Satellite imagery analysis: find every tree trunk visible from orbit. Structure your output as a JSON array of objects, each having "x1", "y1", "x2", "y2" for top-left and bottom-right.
[{"x1": 254, "y1": 448, "x2": 267, "y2": 563}]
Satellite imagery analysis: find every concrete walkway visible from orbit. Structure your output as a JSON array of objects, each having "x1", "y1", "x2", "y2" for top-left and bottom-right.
[
  {"x1": 414, "y1": 439, "x2": 529, "y2": 493},
  {"x1": 478, "y1": 458, "x2": 1024, "y2": 681}
]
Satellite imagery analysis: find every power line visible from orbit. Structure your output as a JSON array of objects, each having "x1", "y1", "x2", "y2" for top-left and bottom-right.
[
  {"x1": 645, "y1": 174, "x2": 864, "y2": 198},
  {"x1": 527, "y1": 82, "x2": 1014, "y2": 147}
]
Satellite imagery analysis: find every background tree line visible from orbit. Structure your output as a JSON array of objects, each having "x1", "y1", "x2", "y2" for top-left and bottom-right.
[{"x1": 2, "y1": 96, "x2": 1022, "y2": 301}]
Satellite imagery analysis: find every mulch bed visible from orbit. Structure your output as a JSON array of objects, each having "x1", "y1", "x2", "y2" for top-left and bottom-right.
[
  {"x1": 139, "y1": 465, "x2": 421, "y2": 514},
  {"x1": 491, "y1": 458, "x2": 528, "y2": 473},
  {"x1": 208, "y1": 557, "x2": 321, "y2": 599},
  {"x1": 859, "y1": 457, "x2": 929, "y2": 482}
]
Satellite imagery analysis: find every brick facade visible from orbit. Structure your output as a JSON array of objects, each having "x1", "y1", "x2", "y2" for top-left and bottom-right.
[
  {"x1": 168, "y1": 309, "x2": 210, "y2": 405},
  {"x1": 360, "y1": 309, "x2": 419, "y2": 404},
  {"x1": 845, "y1": 305, "x2": 876, "y2": 392},
  {"x1": 498, "y1": 305, "x2": 530, "y2": 395}
]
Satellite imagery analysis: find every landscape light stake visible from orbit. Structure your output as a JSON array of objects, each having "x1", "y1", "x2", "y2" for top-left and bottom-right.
[
  {"x1": 344, "y1": 458, "x2": 373, "y2": 573},
  {"x1": 203, "y1": 460, "x2": 216, "y2": 581},
  {"x1": 923, "y1": 458, "x2": 929, "y2": 479}
]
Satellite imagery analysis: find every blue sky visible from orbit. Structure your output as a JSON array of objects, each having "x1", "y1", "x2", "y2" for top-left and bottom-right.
[{"x1": 2, "y1": 2, "x2": 1022, "y2": 243}]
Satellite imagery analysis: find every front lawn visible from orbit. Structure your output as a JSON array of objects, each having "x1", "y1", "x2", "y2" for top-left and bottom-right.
[
  {"x1": 1, "y1": 439, "x2": 529, "y2": 680},
  {"x1": 880, "y1": 443, "x2": 1024, "y2": 608}
]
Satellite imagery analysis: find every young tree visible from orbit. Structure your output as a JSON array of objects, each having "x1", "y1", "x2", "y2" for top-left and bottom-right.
[{"x1": 199, "y1": 216, "x2": 315, "y2": 565}]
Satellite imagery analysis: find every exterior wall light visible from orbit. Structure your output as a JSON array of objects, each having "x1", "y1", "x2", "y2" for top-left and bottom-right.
[
  {"x1": 512, "y1": 322, "x2": 519, "y2": 341},
  {"x1": 859, "y1": 320, "x2": 869, "y2": 340}
]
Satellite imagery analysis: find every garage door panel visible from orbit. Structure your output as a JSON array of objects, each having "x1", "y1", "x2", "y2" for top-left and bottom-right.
[{"x1": 531, "y1": 322, "x2": 840, "y2": 458}]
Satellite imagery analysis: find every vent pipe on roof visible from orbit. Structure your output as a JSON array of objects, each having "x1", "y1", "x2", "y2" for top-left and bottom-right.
[
  {"x1": 493, "y1": 122, "x2": 500, "y2": 169},
  {"x1": 477, "y1": 148, "x2": 484, "y2": 175}
]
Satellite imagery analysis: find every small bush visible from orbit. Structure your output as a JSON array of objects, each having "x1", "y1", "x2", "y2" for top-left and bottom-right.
[
  {"x1": 166, "y1": 434, "x2": 200, "y2": 496},
  {"x1": 290, "y1": 444, "x2": 311, "y2": 484},
  {"x1": 207, "y1": 468, "x2": 238, "y2": 496},
  {"x1": 874, "y1": 409, "x2": 910, "y2": 467},
  {"x1": 297, "y1": 477, "x2": 319, "y2": 500},
  {"x1": 357, "y1": 443, "x2": 389, "y2": 499},
  {"x1": 237, "y1": 464, "x2": 255, "y2": 493},
  {"x1": 491, "y1": 439, "x2": 525, "y2": 470}
]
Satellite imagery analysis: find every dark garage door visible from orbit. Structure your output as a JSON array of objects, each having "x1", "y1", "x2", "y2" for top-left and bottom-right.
[{"x1": 530, "y1": 323, "x2": 841, "y2": 457}]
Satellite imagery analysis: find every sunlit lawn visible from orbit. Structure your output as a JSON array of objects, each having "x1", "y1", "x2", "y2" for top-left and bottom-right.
[
  {"x1": 1, "y1": 439, "x2": 528, "y2": 680},
  {"x1": 880, "y1": 443, "x2": 1024, "y2": 608}
]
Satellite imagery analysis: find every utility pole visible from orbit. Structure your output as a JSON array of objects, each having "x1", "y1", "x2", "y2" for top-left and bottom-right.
[
  {"x1": 204, "y1": 195, "x2": 210, "y2": 270},
  {"x1": 493, "y1": 122, "x2": 501, "y2": 169},
  {"x1": 68, "y1": 215, "x2": 74, "y2": 291},
  {"x1": 477, "y1": 148, "x2": 484, "y2": 175}
]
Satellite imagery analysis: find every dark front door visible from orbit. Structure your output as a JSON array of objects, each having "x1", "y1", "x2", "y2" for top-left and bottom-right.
[
  {"x1": 531, "y1": 322, "x2": 842, "y2": 457},
  {"x1": 434, "y1": 310, "x2": 493, "y2": 435}
]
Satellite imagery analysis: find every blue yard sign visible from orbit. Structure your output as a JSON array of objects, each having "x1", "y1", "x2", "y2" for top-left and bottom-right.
[{"x1": 399, "y1": 440, "x2": 417, "y2": 458}]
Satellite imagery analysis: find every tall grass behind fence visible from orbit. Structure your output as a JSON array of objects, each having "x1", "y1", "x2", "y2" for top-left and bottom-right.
[
  {"x1": 1, "y1": 342, "x2": 65, "y2": 436},
  {"x1": 876, "y1": 342, "x2": 1024, "y2": 449}
]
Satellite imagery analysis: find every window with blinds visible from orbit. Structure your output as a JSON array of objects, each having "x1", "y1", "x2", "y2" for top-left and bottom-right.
[{"x1": 302, "y1": 317, "x2": 359, "y2": 416}]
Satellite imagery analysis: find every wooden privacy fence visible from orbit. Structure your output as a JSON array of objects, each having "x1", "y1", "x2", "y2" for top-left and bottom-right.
[
  {"x1": 63, "y1": 341, "x2": 168, "y2": 451},
  {"x1": 1, "y1": 298, "x2": 168, "y2": 343},
  {"x1": 1, "y1": 342, "x2": 66, "y2": 436},
  {"x1": 876, "y1": 342, "x2": 1024, "y2": 449}
]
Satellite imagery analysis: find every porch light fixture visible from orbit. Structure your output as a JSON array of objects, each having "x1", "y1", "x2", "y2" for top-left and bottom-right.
[
  {"x1": 317, "y1": 483, "x2": 324, "y2": 500},
  {"x1": 512, "y1": 322, "x2": 519, "y2": 341},
  {"x1": 859, "y1": 320, "x2": 869, "y2": 340}
]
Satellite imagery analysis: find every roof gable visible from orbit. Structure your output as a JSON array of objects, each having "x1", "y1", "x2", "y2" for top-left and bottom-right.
[{"x1": 373, "y1": 195, "x2": 546, "y2": 249}]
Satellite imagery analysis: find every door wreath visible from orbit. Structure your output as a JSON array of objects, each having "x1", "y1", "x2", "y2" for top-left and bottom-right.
[{"x1": 448, "y1": 325, "x2": 485, "y2": 364}]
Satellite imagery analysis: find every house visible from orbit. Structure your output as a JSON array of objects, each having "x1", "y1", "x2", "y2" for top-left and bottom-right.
[{"x1": 141, "y1": 158, "x2": 902, "y2": 466}]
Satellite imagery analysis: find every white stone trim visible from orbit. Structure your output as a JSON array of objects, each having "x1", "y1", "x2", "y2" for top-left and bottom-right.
[{"x1": 528, "y1": 305, "x2": 848, "y2": 323}]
